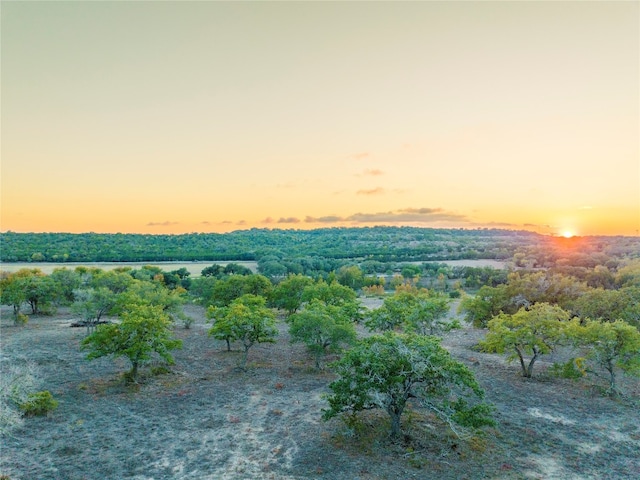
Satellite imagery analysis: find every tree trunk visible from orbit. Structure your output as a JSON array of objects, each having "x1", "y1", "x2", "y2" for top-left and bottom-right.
[
  {"x1": 606, "y1": 360, "x2": 617, "y2": 396},
  {"x1": 129, "y1": 361, "x2": 139, "y2": 382},
  {"x1": 226, "y1": 338, "x2": 231, "y2": 352},
  {"x1": 240, "y1": 347, "x2": 249, "y2": 370},
  {"x1": 389, "y1": 409, "x2": 402, "y2": 438},
  {"x1": 516, "y1": 348, "x2": 529, "y2": 377},
  {"x1": 526, "y1": 353, "x2": 539, "y2": 378}
]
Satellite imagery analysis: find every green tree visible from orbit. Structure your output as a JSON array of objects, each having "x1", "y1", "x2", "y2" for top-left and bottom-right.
[
  {"x1": 116, "y1": 280, "x2": 190, "y2": 327},
  {"x1": 323, "y1": 332, "x2": 494, "y2": 438},
  {"x1": 459, "y1": 285, "x2": 509, "y2": 328},
  {"x1": 189, "y1": 276, "x2": 218, "y2": 306},
  {"x1": 480, "y1": 303, "x2": 572, "y2": 378},
  {"x1": 570, "y1": 319, "x2": 640, "y2": 396},
  {"x1": 269, "y1": 274, "x2": 314, "y2": 315},
  {"x1": 21, "y1": 270, "x2": 57, "y2": 315},
  {"x1": 335, "y1": 265, "x2": 365, "y2": 291},
  {"x1": 71, "y1": 287, "x2": 119, "y2": 334},
  {"x1": 365, "y1": 290, "x2": 416, "y2": 332},
  {"x1": 302, "y1": 280, "x2": 363, "y2": 322},
  {"x1": 223, "y1": 263, "x2": 253, "y2": 275},
  {"x1": 81, "y1": 303, "x2": 182, "y2": 382},
  {"x1": 50, "y1": 267, "x2": 81, "y2": 305},
  {"x1": 405, "y1": 292, "x2": 454, "y2": 335},
  {"x1": 365, "y1": 288, "x2": 454, "y2": 334},
  {"x1": 201, "y1": 264, "x2": 226, "y2": 278},
  {"x1": 90, "y1": 269, "x2": 134, "y2": 294},
  {"x1": 205, "y1": 274, "x2": 272, "y2": 307},
  {"x1": 570, "y1": 287, "x2": 640, "y2": 329},
  {"x1": 288, "y1": 300, "x2": 357, "y2": 369},
  {"x1": 207, "y1": 294, "x2": 278, "y2": 369},
  {"x1": 0, "y1": 271, "x2": 28, "y2": 324}
]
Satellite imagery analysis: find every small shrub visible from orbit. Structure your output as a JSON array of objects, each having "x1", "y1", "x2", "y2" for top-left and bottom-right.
[
  {"x1": 19, "y1": 391, "x2": 58, "y2": 417},
  {"x1": 15, "y1": 313, "x2": 28, "y2": 326},
  {"x1": 181, "y1": 316, "x2": 194, "y2": 329},
  {"x1": 549, "y1": 358, "x2": 586, "y2": 379},
  {"x1": 150, "y1": 365, "x2": 172, "y2": 376}
]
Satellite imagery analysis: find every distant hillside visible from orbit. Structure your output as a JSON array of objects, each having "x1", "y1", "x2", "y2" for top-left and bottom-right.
[{"x1": 0, "y1": 227, "x2": 542, "y2": 263}]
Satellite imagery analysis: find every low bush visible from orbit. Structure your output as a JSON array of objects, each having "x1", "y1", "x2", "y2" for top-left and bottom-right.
[{"x1": 19, "y1": 391, "x2": 58, "y2": 417}]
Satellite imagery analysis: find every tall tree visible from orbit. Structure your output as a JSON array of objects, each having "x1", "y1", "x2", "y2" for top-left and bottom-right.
[
  {"x1": 480, "y1": 303, "x2": 572, "y2": 378},
  {"x1": 208, "y1": 294, "x2": 278, "y2": 369},
  {"x1": 323, "y1": 332, "x2": 494, "y2": 438},
  {"x1": 81, "y1": 303, "x2": 182, "y2": 382},
  {"x1": 288, "y1": 300, "x2": 356, "y2": 369}
]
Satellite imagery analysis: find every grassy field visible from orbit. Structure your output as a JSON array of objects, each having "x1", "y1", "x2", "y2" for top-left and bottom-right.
[{"x1": 1, "y1": 303, "x2": 638, "y2": 479}]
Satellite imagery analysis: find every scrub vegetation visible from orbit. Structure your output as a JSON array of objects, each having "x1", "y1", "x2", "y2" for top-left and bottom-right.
[{"x1": 1, "y1": 227, "x2": 639, "y2": 479}]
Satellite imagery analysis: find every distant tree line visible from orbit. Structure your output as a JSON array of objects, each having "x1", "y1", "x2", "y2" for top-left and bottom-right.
[{"x1": 0, "y1": 227, "x2": 548, "y2": 263}]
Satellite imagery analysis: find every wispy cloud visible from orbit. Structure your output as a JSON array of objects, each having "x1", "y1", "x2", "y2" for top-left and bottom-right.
[
  {"x1": 236, "y1": 220, "x2": 246, "y2": 225},
  {"x1": 299, "y1": 207, "x2": 469, "y2": 225},
  {"x1": 147, "y1": 221, "x2": 179, "y2": 227},
  {"x1": 201, "y1": 221, "x2": 211, "y2": 225},
  {"x1": 352, "y1": 152, "x2": 370, "y2": 160},
  {"x1": 278, "y1": 217, "x2": 300, "y2": 224},
  {"x1": 304, "y1": 215, "x2": 344, "y2": 223},
  {"x1": 347, "y1": 208, "x2": 467, "y2": 223},
  {"x1": 357, "y1": 187, "x2": 385, "y2": 195},
  {"x1": 356, "y1": 169, "x2": 384, "y2": 177}
]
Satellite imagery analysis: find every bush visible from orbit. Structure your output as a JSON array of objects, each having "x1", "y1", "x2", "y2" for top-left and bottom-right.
[
  {"x1": 19, "y1": 391, "x2": 58, "y2": 417},
  {"x1": 549, "y1": 358, "x2": 586, "y2": 379}
]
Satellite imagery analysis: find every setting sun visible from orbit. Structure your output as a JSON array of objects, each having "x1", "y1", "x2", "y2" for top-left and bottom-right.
[{"x1": 562, "y1": 231, "x2": 575, "y2": 238}]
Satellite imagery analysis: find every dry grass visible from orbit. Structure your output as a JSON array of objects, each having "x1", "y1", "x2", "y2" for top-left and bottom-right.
[{"x1": 1, "y1": 304, "x2": 638, "y2": 479}]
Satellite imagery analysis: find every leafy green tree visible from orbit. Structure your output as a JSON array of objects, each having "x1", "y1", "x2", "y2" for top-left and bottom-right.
[
  {"x1": 20, "y1": 270, "x2": 57, "y2": 315},
  {"x1": 615, "y1": 259, "x2": 640, "y2": 288},
  {"x1": 116, "y1": 280, "x2": 190, "y2": 327},
  {"x1": 223, "y1": 263, "x2": 253, "y2": 275},
  {"x1": 365, "y1": 288, "x2": 454, "y2": 334},
  {"x1": 335, "y1": 265, "x2": 365, "y2": 291},
  {"x1": 0, "y1": 271, "x2": 28, "y2": 324},
  {"x1": 480, "y1": 303, "x2": 572, "y2": 378},
  {"x1": 72, "y1": 287, "x2": 119, "y2": 334},
  {"x1": 208, "y1": 294, "x2": 278, "y2": 369},
  {"x1": 569, "y1": 319, "x2": 640, "y2": 396},
  {"x1": 81, "y1": 304, "x2": 182, "y2": 382},
  {"x1": 323, "y1": 332, "x2": 494, "y2": 438},
  {"x1": 365, "y1": 290, "x2": 416, "y2": 332},
  {"x1": 288, "y1": 300, "x2": 357, "y2": 369},
  {"x1": 269, "y1": 274, "x2": 314, "y2": 315},
  {"x1": 209, "y1": 275, "x2": 250, "y2": 307},
  {"x1": 189, "y1": 276, "x2": 218, "y2": 306},
  {"x1": 570, "y1": 287, "x2": 640, "y2": 329},
  {"x1": 90, "y1": 269, "x2": 134, "y2": 294},
  {"x1": 49, "y1": 267, "x2": 81, "y2": 305},
  {"x1": 302, "y1": 280, "x2": 363, "y2": 322},
  {"x1": 242, "y1": 274, "x2": 273, "y2": 298},
  {"x1": 459, "y1": 285, "x2": 509, "y2": 327},
  {"x1": 405, "y1": 293, "x2": 454, "y2": 335},
  {"x1": 201, "y1": 264, "x2": 226, "y2": 278},
  {"x1": 401, "y1": 264, "x2": 422, "y2": 281}
]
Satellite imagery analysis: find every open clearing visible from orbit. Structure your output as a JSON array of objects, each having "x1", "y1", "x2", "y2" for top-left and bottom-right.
[{"x1": 1, "y1": 304, "x2": 639, "y2": 480}]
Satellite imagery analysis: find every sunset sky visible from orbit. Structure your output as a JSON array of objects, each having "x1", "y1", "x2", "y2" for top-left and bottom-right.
[{"x1": 2, "y1": 1, "x2": 638, "y2": 237}]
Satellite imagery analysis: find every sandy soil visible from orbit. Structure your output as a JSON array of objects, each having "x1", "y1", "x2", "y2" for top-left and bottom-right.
[{"x1": 1, "y1": 304, "x2": 638, "y2": 480}]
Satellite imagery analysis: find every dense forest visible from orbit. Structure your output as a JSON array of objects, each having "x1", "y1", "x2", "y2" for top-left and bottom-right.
[{"x1": 2, "y1": 227, "x2": 638, "y2": 266}]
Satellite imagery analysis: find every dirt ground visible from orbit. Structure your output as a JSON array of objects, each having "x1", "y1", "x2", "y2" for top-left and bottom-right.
[{"x1": 1, "y1": 303, "x2": 639, "y2": 480}]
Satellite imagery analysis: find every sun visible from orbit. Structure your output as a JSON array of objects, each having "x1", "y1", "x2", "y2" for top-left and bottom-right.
[{"x1": 562, "y1": 230, "x2": 574, "y2": 238}]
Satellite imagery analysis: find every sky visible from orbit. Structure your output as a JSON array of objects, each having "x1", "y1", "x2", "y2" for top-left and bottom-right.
[{"x1": 1, "y1": 1, "x2": 638, "y2": 237}]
